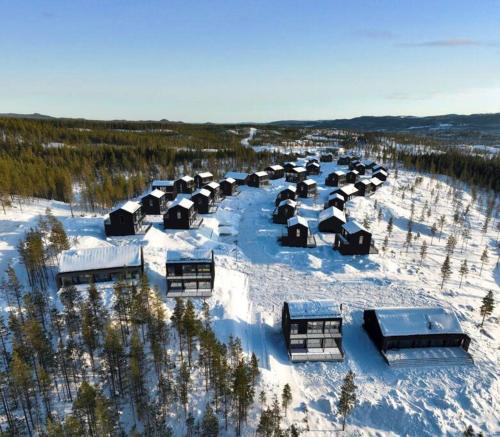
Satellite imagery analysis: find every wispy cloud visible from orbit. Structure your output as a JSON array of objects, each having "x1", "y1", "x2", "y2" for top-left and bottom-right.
[{"x1": 400, "y1": 38, "x2": 499, "y2": 48}]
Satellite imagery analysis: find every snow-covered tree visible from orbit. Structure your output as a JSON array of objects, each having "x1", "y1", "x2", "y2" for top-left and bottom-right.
[
  {"x1": 440, "y1": 255, "x2": 452, "y2": 289},
  {"x1": 338, "y1": 370, "x2": 357, "y2": 431},
  {"x1": 459, "y1": 260, "x2": 468, "y2": 288},
  {"x1": 479, "y1": 290, "x2": 494, "y2": 328}
]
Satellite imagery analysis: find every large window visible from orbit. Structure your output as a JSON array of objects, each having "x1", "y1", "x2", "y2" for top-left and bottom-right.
[
  {"x1": 177, "y1": 211, "x2": 182, "y2": 220},
  {"x1": 290, "y1": 323, "x2": 299, "y2": 334},
  {"x1": 307, "y1": 321, "x2": 323, "y2": 334},
  {"x1": 359, "y1": 235, "x2": 364, "y2": 245},
  {"x1": 307, "y1": 338, "x2": 322, "y2": 349},
  {"x1": 324, "y1": 321, "x2": 339, "y2": 333},
  {"x1": 323, "y1": 338, "x2": 336, "y2": 348},
  {"x1": 290, "y1": 339, "x2": 305, "y2": 348}
]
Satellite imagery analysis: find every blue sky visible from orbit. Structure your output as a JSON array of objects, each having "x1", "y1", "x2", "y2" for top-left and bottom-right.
[{"x1": 1, "y1": 0, "x2": 499, "y2": 122}]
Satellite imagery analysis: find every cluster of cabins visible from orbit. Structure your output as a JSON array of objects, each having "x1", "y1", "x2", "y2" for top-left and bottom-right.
[{"x1": 55, "y1": 246, "x2": 473, "y2": 368}]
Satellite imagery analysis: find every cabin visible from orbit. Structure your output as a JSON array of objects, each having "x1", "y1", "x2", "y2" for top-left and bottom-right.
[
  {"x1": 337, "y1": 155, "x2": 351, "y2": 166},
  {"x1": 372, "y1": 164, "x2": 388, "y2": 174},
  {"x1": 325, "y1": 171, "x2": 346, "y2": 187},
  {"x1": 141, "y1": 189, "x2": 168, "y2": 215},
  {"x1": 282, "y1": 300, "x2": 344, "y2": 362},
  {"x1": 320, "y1": 153, "x2": 334, "y2": 162},
  {"x1": 247, "y1": 171, "x2": 270, "y2": 188},
  {"x1": 373, "y1": 169, "x2": 388, "y2": 182},
  {"x1": 334, "y1": 220, "x2": 375, "y2": 255},
  {"x1": 104, "y1": 201, "x2": 150, "y2": 236},
  {"x1": 283, "y1": 162, "x2": 297, "y2": 173},
  {"x1": 175, "y1": 176, "x2": 195, "y2": 194},
  {"x1": 346, "y1": 170, "x2": 359, "y2": 184},
  {"x1": 370, "y1": 177, "x2": 384, "y2": 191},
  {"x1": 166, "y1": 250, "x2": 215, "y2": 298},
  {"x1": 349, "y1": 161, "x2": 366, "y2": 175},
  {"x1": 265, "y1": 165, "x2": 285, "y2": 180},
  {"x1": 318, "y1": 207, "x2": 346, "y2": 233},
  {"x1": 285, "y1": 166, "x2": 307, "y2": 183},
  {"x1": 164, "y1": 198, "x2": 202, "y2": 229},
  {"x1": 191, "y1": 189, "x2": 216, "y2": 214},
  {"x1": 355, "y1": 179, "x2": 375, "y2": 197},
  {"x1": 151, "y1": 180, "x2": 177, "y2": 201},
  {"x1": 324, "y1": 193, "x2": 345, "y2": 210},
  {"x1": 297, "y1": 179, "x2": 318, "y2": 198},
  {"x1": 225, "y1": 171, "x2": 249, "y2": 185},
  {"x1": 275, "y1": 186, "x2": 298, "y2": 206},
  {"x1": 203, "y1": 181, "x2": 221, "y2": 201},
  {"x1": 363, "y1": 160, "x2": 377, "y2": 170},
  {"x1": 306, "y1": 161, "x2": 321, "y2": 175},
  {"x1": 273, "y1": 199, "x2": 298, "y2": 224},
  {"x1": 57, "y1": 246, "x2": 144, "y2": 288},
  {"x1": 363, "y1": 307, "x2": 473, "y2": 366},
  {"x1": 220, "y1": 178, "x2": 238, "y2": 196},
  {"x1": 194, "y1": 172, "x2": 214, "y2": 188},
  {"x1": 337, "y1": 184, "x2": 359, "y2": 201},
  {"x1": 280, "y1": 216, "x2": 316, "y2": 248}
]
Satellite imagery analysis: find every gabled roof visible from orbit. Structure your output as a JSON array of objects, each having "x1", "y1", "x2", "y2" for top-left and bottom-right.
[
  {"x1": 319, "y1": 206, "x2": 346, "y2": 223},
  {"x1": 287, "y1": 300, "x2": 341, "y2": 320},
  {"x1": 332, "y1": 170, "x2": 345, "y2": 177},
  {"x1": 278, "y1": 199, "x2": 297, "y2": 209},
  {"x1": 307, "y1": 161, "x2": 320, "y2": 167},
  {"x1": 372, "y1": 164, "x2": 387, "y2": 171},
  {"x1": 348, "y1": 169, "x2": 359, "y2": 175},
  {"x1": 300, "y1": 179, "x2": 317, "y2": 186},
  {"x1": 284, "y1": 161, "x2": 297, "y2": 167},
  {"x1": 288, "y1": 215, "x2": 308, "y2": 228},
  {"x1": 205, "y1": 181, "x2": 220, "y2": 189},
  {"x1": 281, "y1": 185, "x2": 297, "y2": 193},
  {"x1": 340, "y1": 184, "x2": 358, "y2": 196},
  {"x1": 169, "y1": 197, "x2": 194, "y2": 209},
  {"x1": 292, "y1": 166, "x2": 307, "y2": 173},
  {"x1": 197, "y1": 172, "x2": 213, "y2": 179},
  {"x1": 222, "y1": 177, "x2": 236, "y2": 184},
  {"x1": 328, "y1": 193, "x2": 345, "y2": 201},
  {"x1": 267, "y1": 165, "x2": 284, "y2": 171},
  {"x1": 152, "y1": 179, "x2": 175, "y2": 187},
  {"x1": 119, "y1": 201, "x2": 141, "y2": 214},
  {"x1": 370, "y1": 177, "x2": 383, "y2": 186},
  {"x1": 373, "y1": 307, "x2": 464, "y2": 336},
  {"x1": 166, "y1": 248, "x2": 212, "y2": 263},
  {"x1": 358, "y1": 179, "x2": 372, "y2": 187},
  {"x1": 179, "y1": 175, "x2": 194, "y2": 182},
  {"x1": 253, "y1": 171, "x2": 269, "y2": 178},
  {"x1": 374, "y1": 169, "x2": 388, "y2": 177},
  {"x1": 192, "y1": 188, "x2": 211, "y2": 198},
  {"x1": 342, "y1": 220, "x2": 368, "y2": 234},
  {"x1": 59, "y1": 245, "x2": 142, "y2": 273},
  {"x1": 145, "y1": 189, "x2": 166, "y2": 199}
]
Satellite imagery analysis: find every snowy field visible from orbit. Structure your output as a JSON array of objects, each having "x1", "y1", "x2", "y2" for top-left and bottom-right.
[{"x1": 1, "y1": 158, "x2": 499, "y2": 436}]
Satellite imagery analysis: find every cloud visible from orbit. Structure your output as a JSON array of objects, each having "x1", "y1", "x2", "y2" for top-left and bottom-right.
[{"x1": 400, "y1": 38, "x2": 499, "y2": 48}]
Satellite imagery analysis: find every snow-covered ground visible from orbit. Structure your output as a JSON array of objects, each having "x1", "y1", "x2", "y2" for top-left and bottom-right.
[{"x1": 1, "y1": 158, "x2": 499, "y2": 436}]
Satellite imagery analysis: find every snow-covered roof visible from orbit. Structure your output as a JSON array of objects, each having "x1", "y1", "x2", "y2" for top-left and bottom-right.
[
  {"x1": 328, "y1": 193, "x2": 345, "y2": 201},
  {"x1": 348, "y1": 169, "x2": 360, "y2": 175},
  {"x1": 358, "y1": 179, "x2": 372, "y2": 187},
  {"x1": 372, "y1": 164, "x2": 386, "y2": 171},
  {"x1": 292, "y1": 166, "x2": 307, "y2": 173},
  {"x1": 225, "y1": 172, "x2": 248, "y2": 180},
  {"x1": 307, "y1": 161, "x2": 320, "y2": 167},
  {"x1": 169, "y1": 198, "x2": 193, "y2": 209},
  {"x1": 152, "y1": 179, "x2": 175, "y2": 187},
  {"x1": 192, "y1": 188, "x2": 211, "y2": 198},
  {"x1": 374, "y1": 307, "x2": 464, "y2": 337},
  {"x1": 145, "y1": 189, "x2": 166, "y2": 199},
  {"x1": 374, "y1": 169, "x2": 388, "y2": 176},
  {"x1": 205, "y1": 181, "x2": 220, "y2": 189},
  {"x1": 342, "y1": 220, "x2": 368, "y2": 234},
  {"x1": 287, "y1": 300, "x2": 341, "y2": 320},
  {"x1": 284, "y1": 161, "x2": 297, "y2": 167},
  {"x1": 197, "y1": 172, "x2": 213, "y2": 179},
  {"x1": 340, "y1": 184, "x2": 358, "y2": 196},
  {"x1": 370, "y1": 178, "x2": 383, "y2": 186},
  {"x1": 267, "y1": 165, "x2": 284, "y2": 171},
  {"x1": 288, "y1": 215, "x2": 308, "y2": 228},
  {"x1": 332, "y1": 171, "x2": 345, "y2": 176},
  {"x1": 59, "y1": 245, "x2": 142, "y2": 273},
  {"x1": 166, "y1": 248, "x2": 212, "y2": 263},
  {"x1": 301, "y1": 179, "x2": 317, "y2": 186},
  {"x1": 278, "y1": 199, "x2": 297, "y2": 208},
  {"x1": 281, "y1": 185, "x2": 297, "y2": 193},
  {"x1": 223, "y1": 177, "x2": 236, "y2": 184},
  {"x1": 319, "y1": 207, "x2": 346, "y2": 223},
  {"x1": 179, "y1": 175, "x2": 194, "y2": 182},
  {"x1": 119, "y1": 201, "x2": 141, "y2": 214},
  {"x1": 253, "y1": 171, "x2": 269, "y2": 178}
]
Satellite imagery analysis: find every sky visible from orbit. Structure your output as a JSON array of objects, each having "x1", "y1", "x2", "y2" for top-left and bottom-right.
[{"x1": 1, "y1": 0, "x2": 500, "y2": 123}]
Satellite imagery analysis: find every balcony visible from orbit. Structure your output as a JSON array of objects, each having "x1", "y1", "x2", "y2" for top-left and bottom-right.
[{"x1": 290, "y1": 347, "x2": 344, "y2": 362}]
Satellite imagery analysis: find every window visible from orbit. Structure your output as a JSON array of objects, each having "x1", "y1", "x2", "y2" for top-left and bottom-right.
[
  {"x1": 290, "y1": 339, "x2": 305, "y2": 348},
  {"x1": 183, "y1": 264, "x2": 197, "y2": 275},
  {"x1": 323, "y1": 338, "x2": 336, "y2": 348},
  {"x1": 324, "y1": 321, "x2": 339, "y2": 333},
  {"x1": 307, "y1": 338, "x2": 322, "y2": 349},
  {"x1": 296, "y1": 229, "x2": 300, "y2": 238},
  {"x1": 307, "y1": 321, "x2": 323, "y2": 334},
  {"x1": 290, "y1": 323, "x2": 299, "y2": 334},
  {"x1": 359, "y1": 235, "x2": 364, "y2": 245},
  {"x1": 168, "y1": 281, "x2": 183, "y2": 290},
  {"x1": 177, "y1": 211, "x2": 182, "y2": 220},
  {"x1": 149, "y1": 199, "x2": 154, "y2": 207},
  {"x1": 198, "y1": 281, "x2": 212, "y2": 290}
]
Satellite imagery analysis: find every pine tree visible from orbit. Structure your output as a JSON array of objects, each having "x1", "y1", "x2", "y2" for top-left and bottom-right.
[
  {"x1": 201, "y1": 404, "x2": 219, "y2": 437},
  {"x1": 459, "y1": 260, "x2": 468, "y2": 288},
  {"x1": 281, "y1": 384, "x2": 292, "y2": 417},
  {"x1": 338, "y1": 370, "x2": 357, "y2": 431},
  {"x1": 438, "y1": 215, "x2": 446, "y2": 240},
  {"x1": 479, "y1": 290, "x2": 494, "y2": 327},
  {"x1": 446, "y1": 235, "x2": 457, "y2": 255},
  {"x1": 479, "y1": 247, "x2": 489, "y2": 276},
  {"x1": 430, "y1": 223, "x2": 437, "y2": 245},
  {"x1": 419, "y1": 240, "x2": 428, "y2": 265},
  {"x1": 440, "y1": 255, "x2": 452, "y2": 289},
  {"x1": 386, "y1": 216, "x2": 393, "y2": 236}
]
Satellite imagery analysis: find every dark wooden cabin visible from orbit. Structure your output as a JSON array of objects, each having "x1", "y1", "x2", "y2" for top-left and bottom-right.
[
  {"x1": 306, "y1": 161, "x2": 321, "y2": 175},
  {"x1": 355, "y1": 179, "x2": 375, "y2": 197},
  {"x1": 373, "y1": 169, "x2": 388, "y2": 182},
  {"x1": 273, "y1": 199, "x2": 298, "y2": 224},
  {"x1": 325, "y1": 171, "x2": 346, "y2": 187},
  {"x1": 57, "y1": 246, "x2": 144, "y2": 288},
  {"x1": 349, "y1": 161, "x2": 366, "y2": 175},
  {"x1": 265, "y1": 165, "x2": 285, "y2": 180},
  {"x1": 151, "y1": 180, "x2": 177, "y2": 200},
  {"x1": 166, "y1": 250, "x2": 215, "y2": 298},
  {"x1": 363, "y1": 307, "x2": 473, "y2": 366},
  {"x1": 203, "y1": 181, "x2": 221, "y2": 201},
  {"x1": 141, "y1": 189, "x2": 168, "y2": 215},
  {"x1": 174, "y1": 176, "x2": 195, "y2": 194},
  {"x1": 320, "y1": 153, "x2": 333, "y2": 162},
  {"x1": 363, "y1": 160, "x2": 376, "y2": 170},
  {"x1": 297, "y1": 179, "x2": 318, "y2": 198},
  {"x1": 191, "y1": 188, "x2": 216, "y2": 214},
  {"x1": 247, "y1": 171, "x2": 270, "y2": 188},
  {"x1": 220, "y1": 178, "x2": 238, "y2": 196},
  {"x1": 372, "y1": 164, "x2": 388, "y2": 174},
  {"x1": 194, "y1": 172, "x2": 214, "y2": 188},
  {"x1": 370, "y1": 177, "x2": 384, "y2": 191},
  {"x1": 225, "y1": 171, "x2": 249, "y2": 185},
  {"x1": 285, "y1": 166, "x2": 307, "y2": 183},
  {"x1": 104, "y1": 201, "x2": 150, "y2": 236},
  {"x1": 337, "y1": 156, "x2": 351, "y2": 166},
  {"x1": 346, "y1": 170, "x2": 359, "y2": 184},
  {"x1": 282, "y1": 300, "x2": 344, "y2": 362},
  {"x1": 280, "y1": 216, "x2": 316, "y2": 248},
  {"x1": 337, "y1": 184, "x2": 359, "y2": 201},
  {"x1": 163, "y1": 198, "x2": 202, "y2": 229},
  {"x1": 283, "y1": 162, "x2": 297, "y2": 173},
  {"x1": 318, "y1": 207, "x2": 346, "y2": 233},
  {"x1": 334, "y1": 220, "x2": 375, "y2": 255},
  {"x1": 324, "y1": 193, "x2": 345, "y2": 210},
  {"x1": 275, "y1": 186, "x2": 298, "y2": 206}
]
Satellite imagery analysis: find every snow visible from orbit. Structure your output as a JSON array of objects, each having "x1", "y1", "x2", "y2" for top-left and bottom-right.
[
  {"x1": 319, "y1": 207, "x2": 346, "y2": 223},
  {"x1": 343, "y1": 220, "x2": 368, "y2": 234},
  {"x1": 267, "y1": 165, "x2": 284, "y2": 171},
  {"x1": 166, "y1": 248, "x2": 212, "y2": 262},
  {"x1": 340, "y1": 184, "x2": 359, "y2": 196},
  {"x1": 179, "y1": 175, "x2": 194, "y2": 182},
  {"x1": 370, "y1": 178, "x2": 383, "y2": 187},
  {"x1": 292, "y1": 166, "x2": 307, "y2": 173},
  {"x1": 205, "y1": 181, "x2": 220, "y2": 189},
  {"x1": 282, "y1": 185, "x2": 297, "y2": 193},
  {"x1": 375, "y1": 307, "x2": 464, "y2": 336},
  {"x1": 224, "y1": 177, "x2": 236, "y2": 184},
  {"x1": 253, "y1": 171, "x2": 269, "y2": 178},
  {"x1": 146, "y1": 189, "x2": 166, "y2": 198},
  {"x1": 278, "y1": 199, "x2": 297, "y2": 209},
  {"x1": 288, "y1": 215, "x2": 308, "y2": 228},
  {"x1": 169, "y1": 197, "x2": 193, "y2": 209},
  {"x1": 119, "y1": 200, "x2": 141, "y2": 213},
  {"x1": 333, "y1": 170, "x2": 345, "y2": 176},
  {"x1": 301, "y1": 179, "x2": 317, "y2": 186},
  {"x1": 192, "y1": 188, "x2": 211, "y2": 198},
  {"x1": 288, "y1": 300, "x2": 341, "y2": 319},
  {"x1": 328, "y1": 193, "x2": 344, "y2": 201},
  {"x1": 197, "y1": 171, "x2": 213, "y2": 178},
  {"x1": 59, "y1": 245, "x2": 142, "y2": 273}
]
